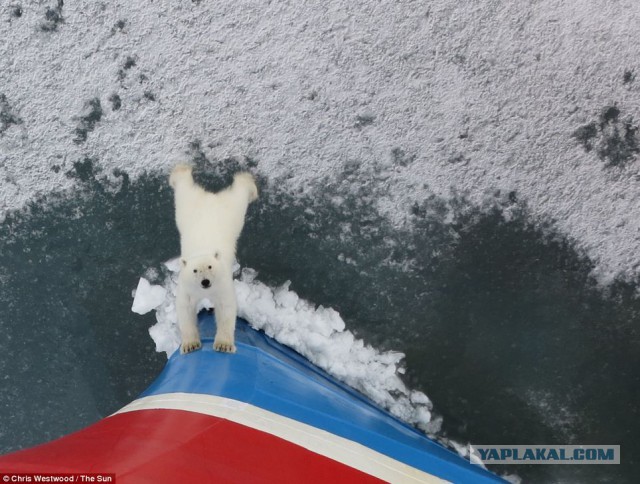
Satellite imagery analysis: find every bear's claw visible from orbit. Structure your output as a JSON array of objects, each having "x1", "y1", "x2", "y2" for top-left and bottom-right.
[
  {"x1": 181, "y1": 339, "x2": 202, "y2": 354},
  {"x1": 213, "y1": 339, "x2": 236, "y2": 353}
]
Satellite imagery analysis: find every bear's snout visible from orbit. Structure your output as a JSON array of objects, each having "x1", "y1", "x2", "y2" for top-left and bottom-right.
[{"x1": 201, "y1": 279, "x2": 211, "y2": 289}]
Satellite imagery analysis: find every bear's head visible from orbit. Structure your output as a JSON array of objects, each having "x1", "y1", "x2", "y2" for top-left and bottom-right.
[{"x1": 181, "y1": 252, "x2": 222, "y2": 289}]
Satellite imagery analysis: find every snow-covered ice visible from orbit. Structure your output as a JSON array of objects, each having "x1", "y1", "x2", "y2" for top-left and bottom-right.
[{"x1": 2, "y1": 1, "x2": 640, "y2": 284}]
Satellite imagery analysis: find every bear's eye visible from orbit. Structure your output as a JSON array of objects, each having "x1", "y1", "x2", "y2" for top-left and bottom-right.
[
  {"x1": 208, "y1": 265, "x2": 212, "y2": 269},
  {"x1": 193, "y1": 269, "x2": 197, "y2": 273}
]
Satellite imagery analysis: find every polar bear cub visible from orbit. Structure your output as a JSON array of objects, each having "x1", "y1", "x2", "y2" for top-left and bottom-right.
[{"x1": 169, "y1": 164, "x2": 258, "y2": 353}]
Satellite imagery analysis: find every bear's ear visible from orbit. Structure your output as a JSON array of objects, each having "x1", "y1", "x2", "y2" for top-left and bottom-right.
[
  {"x1": 214, "y1": 251, "x2": 220, "y2": 260},
  {"x1": 181, "y1": 258, "x2": 187, "y2": 267}
]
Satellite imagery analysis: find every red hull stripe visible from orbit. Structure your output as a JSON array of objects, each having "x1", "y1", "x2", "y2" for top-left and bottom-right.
[
  {"x1": 116, "y1": 393, "x2": 445, "y2": 483},
  {"x1": 0, "y1": 409, "x2": 385, "y2": 483}
]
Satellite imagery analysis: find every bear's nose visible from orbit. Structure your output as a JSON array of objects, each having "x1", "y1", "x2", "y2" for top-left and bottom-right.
[{"x1": 201, "y1": 279, "x2": 211, "y2": 288}]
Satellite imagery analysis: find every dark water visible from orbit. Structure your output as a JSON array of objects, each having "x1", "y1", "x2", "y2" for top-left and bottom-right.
[{"x1": 1, "y1": 157, "x2": 638, "y2": 483}]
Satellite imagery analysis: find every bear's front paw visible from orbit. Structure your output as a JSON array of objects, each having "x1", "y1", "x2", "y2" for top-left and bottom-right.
[
  {"x1": 213, "y1": 337, "x2": 236, "y2": 354},
  {"x1": 181, "y1": 339, "x2": 202, "y2": 354}
]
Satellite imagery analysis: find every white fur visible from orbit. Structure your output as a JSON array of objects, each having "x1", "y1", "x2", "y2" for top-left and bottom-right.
[{"x1": 170, "y1": 164, "x2": 258, "y2": 353}]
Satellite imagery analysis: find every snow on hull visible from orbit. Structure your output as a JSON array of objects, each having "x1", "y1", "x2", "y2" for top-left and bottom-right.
[{"x1": 132, "y1": 258, "x2": 441, "y2": 435}]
